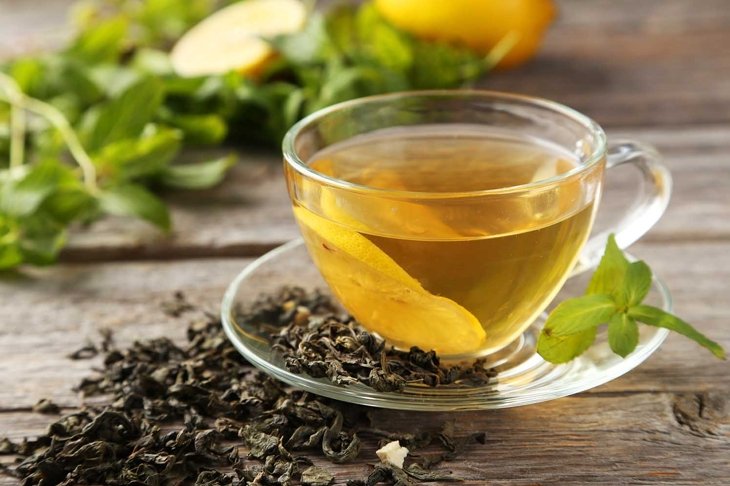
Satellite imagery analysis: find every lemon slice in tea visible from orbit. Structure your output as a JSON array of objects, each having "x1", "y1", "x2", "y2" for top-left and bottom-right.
[
  {"x1": 170, "y1": 0, "x2": 307, "y2": 77},
  {"x1": 308, "y1": 159, "x2": 458, "y2": 239},
  {"x1": 293, "y1": 206, "x2": 487, "y2": 355}
]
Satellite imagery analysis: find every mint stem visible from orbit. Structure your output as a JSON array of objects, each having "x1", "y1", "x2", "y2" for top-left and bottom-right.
[
  {"x1": 0, "y1": 72, "x2": 99, "y2": 194},
  {"x1": 0, "y1": 73, "x2": 26, "y2": 169}
]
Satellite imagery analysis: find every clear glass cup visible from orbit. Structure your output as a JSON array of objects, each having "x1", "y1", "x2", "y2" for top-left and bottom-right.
[{"x1": 283, "y1": 90, "x2": 671, "y2": 359}]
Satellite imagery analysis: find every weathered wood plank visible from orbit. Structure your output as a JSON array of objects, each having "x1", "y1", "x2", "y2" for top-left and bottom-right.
[
  {"x1": 552, "y1": 0, "x2": 730, "y2": 31},
  {"x1": 485, "y1": 30, "x2": 730, "y2": 128},
  {"x1": 0, "y1": 257, "x2": 253, "y2": 409},
  {"x1": 0, "y1": 0, "x2": 72, "y2": 59},
  {"x1": 2, "y1": 390, "x2": 729, "y2": 485},
  {"x1": 55, "y1": 126, "x2": 730, "y2": 262},
  {"x1": 1, "y1": 1, "x2": 728, "y2": 483},
  {"x1": 0, "y1": 241, "x2": 727, "y2": 410},
  {"x1": 486, "y1": 0, "x2": 730, "y2": 128}
]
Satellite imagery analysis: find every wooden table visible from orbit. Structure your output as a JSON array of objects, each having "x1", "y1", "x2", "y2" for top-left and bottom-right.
[{"x1": 1, "y1": 0, "x2": 729, "y2": 483}]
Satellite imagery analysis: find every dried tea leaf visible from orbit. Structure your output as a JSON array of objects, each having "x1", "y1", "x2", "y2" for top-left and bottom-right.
[
  {"x1": 322, "y1": 412, "x2": 361, "y2": 463},
  {"x1": 404, "y1": 463, "x2": 462, "y2": 482},
  {"x1": 301, "y1": 465, "x2": 335, "y2": 486},
  {"x1": 32, "y1": 398, "x2": 61, "y2": 415},
  {"x1": 0, "y1": 438, "x2": 17, "y2": 455},
  {"x1": 347, "y1": 464, "x2": 417, "y2": 486},
  {"x1": 252, "y1": 287, "x2": 497, "y2": 392},
  {"x1": 2, "y1": 289, "x2": 486, "y2": 485}
]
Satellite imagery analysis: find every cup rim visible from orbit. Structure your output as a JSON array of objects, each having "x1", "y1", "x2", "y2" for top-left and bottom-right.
[{"x1": 282, "y1": 90, "x2": 607, "y2": 199}]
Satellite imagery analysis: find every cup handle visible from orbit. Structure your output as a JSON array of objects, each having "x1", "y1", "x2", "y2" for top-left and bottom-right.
[{"x1": 573, "y1": 140, "x2": 673, "y2": 274}]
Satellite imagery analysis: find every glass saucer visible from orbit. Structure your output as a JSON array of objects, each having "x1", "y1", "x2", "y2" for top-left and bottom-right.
[{"x1": 221, "y1": 239, "x2": 670, "y2": 411}]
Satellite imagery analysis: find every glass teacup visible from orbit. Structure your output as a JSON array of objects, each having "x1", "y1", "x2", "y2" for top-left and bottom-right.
[{"x1": 283, "y1": 91, "x2": 671, "y2": 359}]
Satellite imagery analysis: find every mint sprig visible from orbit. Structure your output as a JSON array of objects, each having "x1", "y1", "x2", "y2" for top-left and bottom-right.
[
  {"x1": 538, "y1": 235, "x2": 726, "y2": 363},
  {"x1": 1, "y1": 0, "x2": 495, "y2": 270}
]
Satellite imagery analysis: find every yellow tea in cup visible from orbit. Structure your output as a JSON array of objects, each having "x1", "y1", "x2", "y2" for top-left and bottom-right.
[
  {"x1": 289, "y1": 125, "x2": 600, "y2": 357},
  {"x1": 285, "y1": 91, "x2": 668, "y2": 360}
]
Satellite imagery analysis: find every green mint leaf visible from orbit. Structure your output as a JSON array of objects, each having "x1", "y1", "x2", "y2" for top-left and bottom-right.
[
  {"x1": 8, "y1": 57, "x2": 46, "y2": 95},
  {"x1": 586, "y1": 234, "x2": 629, "y2": 299},
  {"x1": 159, "y1": 112, "x2": 227, "y2": 145},
  {"x1": 41, "y1": 187, "x2": 97, "y2": 224},
  {"x1": 410, "y1": 42, "x2": 485, "y2": 89},
  {"x1": 621, "y1": 260, "x2": 652, "y2": 307},
  {"x1": 541, "y1": 236, "x2": 725, "y2": 363},
  {"x1": 0, "y1": 215, "x2": 22, "y2": 270},
  {"x1": 129, "y1": 0, "x2": 215, "y2": 45},
  {"x1": 537, "y1": 327, "x2": 598, "y2": 364},
  {"x1": 355, "y1": 4, "x2": 413, "y2": 71},
  {"x1": 311, "y1": 65, "x2": 370, "y2": 111},
  {"x1": 239, "y1": 81, "x2": 310, "y2": 142},
  {"x1": 542, "y1": 294, "x2": 617, "y2": 337},
  {"x1": 37, "y1": 163, "x2": 98, "y2": 224},
  {"x1": 0, "y1": 242, "x2": 22, "y2": 270},
  {"x1": 17, "y1": 214, "x2": 66, "y2": 266},
  {"x1": 271, "y1": 13, "x2": 332, "y2": 65},
  {"x1": 160, "y1": 155, "x2": 236, "y2": 190},
  {"x1": 369, "y1": 24, "x2": 413, "y2": 72},
  {"x1": 81, "y1": 76, "x2": 164, "y2": 153},
  {"x1": 87, "y1": 65, "x2": 143, "y2": 98},
  {"x1": 54, "y1": 57, "x2": 104, "y2": 107},
  {"x1": 95, "y1": 127, "x2": 182, "y2": 181},
  {"x1": 11, "y1": 56, "x2": 102, "y2": 108},
  {"x1": 66, "y1": 16, "x2": 129, "y2": 64},
  {"x1": 131, "y1": 48, "x2": 174, "y2": 76},
  {"x1": 325, "y1": 5, "x2": 358, "y2": 57},
  {"x1": 607, "y1": 313, "x2": 639, "y2": 357},
  {"x1": 283, "y1": 89, "x2": 306, "y2": 130},
  {"x1": 0, "y1": 161, "x2": 62, "y2": 217},
  {"x1": 99, "y1": 184, "x2": 170, "y2": 231},
  {"x1": 629, "y1": 305, "x2": 726, "y2": 359}
]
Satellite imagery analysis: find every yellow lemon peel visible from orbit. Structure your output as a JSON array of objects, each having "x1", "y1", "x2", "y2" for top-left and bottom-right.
[
  {"x1": 294, "y1": 206, "x2": 486, "y2": 355},
  {"x1": 374, "y1": 0, "x2": 556, "y2": 70}
]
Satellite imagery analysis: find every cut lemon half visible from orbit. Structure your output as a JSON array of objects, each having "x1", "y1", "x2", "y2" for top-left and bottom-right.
[
  {"x1": 293, "y1": 206, "x2": 486, "y2": 355},
  {"x1": 170, "y1": 0, "x2": 307, "y2": 77},
  {"x1": 374, "y1": 0, "x2": 555, "y2": 69}
]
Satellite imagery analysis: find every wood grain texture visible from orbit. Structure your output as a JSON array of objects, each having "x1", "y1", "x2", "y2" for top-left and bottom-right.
[
  {"x1": 0, "y1": 257, "x2": 252, "y2": 409},
  {"x1": 1, "y1": 0, "x2": 729, "y2": 483},
  {"x1": 483, "y1": 0, "x2": 730, "y2": 128},
  {"x1": 2, "y1": 393, "x2": 728, "y2": 485},
  {"x1": 0, "y1": 0, "x2": 72, "y2": 58}
]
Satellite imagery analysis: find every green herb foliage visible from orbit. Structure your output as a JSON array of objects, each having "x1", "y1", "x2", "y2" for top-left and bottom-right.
[
  {"x1": 538, "y1": 235, "x2": 725, "y2": 363},
  {"x1": 0, "y1": 0, "x2": 494, "y2": 269}
]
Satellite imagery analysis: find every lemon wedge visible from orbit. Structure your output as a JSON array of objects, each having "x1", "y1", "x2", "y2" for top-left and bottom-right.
[
  {"x1": 293, "y1": 206, "x2": 486, "y2": 355},
  {"x1": 305, "y1": 157, "x2": 459, "y2": 239},
  {"x1": 170, "y1": 0, "x2": 307, "y2": 77}
]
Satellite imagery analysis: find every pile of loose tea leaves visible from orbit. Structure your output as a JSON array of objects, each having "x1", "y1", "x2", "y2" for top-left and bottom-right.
[
  {"x1": 243, "y1": 287, "x2": 496, "y2": 392},
  {"x1": 0, "y1": 290, "x2": 487, "y2": 485}
]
